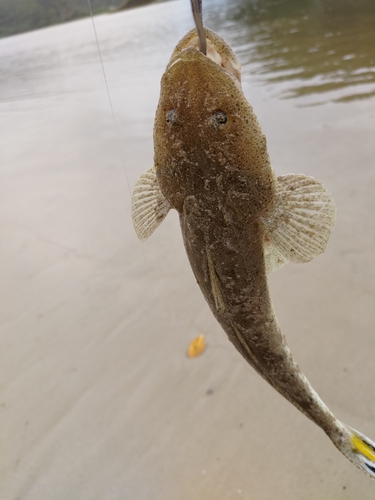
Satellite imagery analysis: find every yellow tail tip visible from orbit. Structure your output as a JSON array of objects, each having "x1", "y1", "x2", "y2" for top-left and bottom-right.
[
  {"x1": 343, "y1": 424, "x2": 375, "y2": 478},
  {"x1": 351, "y1": 434, "x2": 375, "y2": 462}
]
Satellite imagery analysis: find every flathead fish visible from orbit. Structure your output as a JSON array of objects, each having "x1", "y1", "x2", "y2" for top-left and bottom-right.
[{"x1": 131, "y1": 26, "x2": 375, "y2": 478}]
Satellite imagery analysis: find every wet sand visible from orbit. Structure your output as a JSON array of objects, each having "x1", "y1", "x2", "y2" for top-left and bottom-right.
[{"x1": 1, "y1": 2, "x2": 375, "y2": 499}]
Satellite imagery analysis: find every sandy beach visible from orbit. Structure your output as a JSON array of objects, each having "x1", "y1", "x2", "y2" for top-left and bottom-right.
[{"x1": 1, "y1": 1, "x2": 375, "y2": 498}]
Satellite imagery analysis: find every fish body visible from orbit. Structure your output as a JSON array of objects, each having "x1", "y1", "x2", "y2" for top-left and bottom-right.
[{"x1": 132, "y1": 28, "x2": 375, "y2": 478}]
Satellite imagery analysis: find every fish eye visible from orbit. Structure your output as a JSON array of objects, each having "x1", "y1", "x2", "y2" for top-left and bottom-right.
[
  {"x1": 166, "y1": 109, "x2": 178, "y2": 127},
  {"x1": 209, "y1": 110, "x2": 228, "y2": 130}
]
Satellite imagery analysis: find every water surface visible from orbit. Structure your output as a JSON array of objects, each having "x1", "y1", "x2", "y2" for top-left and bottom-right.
[{"x1": 1, "y1": 0, "x2": 374, "y2": 106}]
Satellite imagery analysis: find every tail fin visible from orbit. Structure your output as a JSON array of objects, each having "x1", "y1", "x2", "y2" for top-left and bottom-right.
[{"x1": 336, "y1": 424, "x2": 375, "y2": 478}]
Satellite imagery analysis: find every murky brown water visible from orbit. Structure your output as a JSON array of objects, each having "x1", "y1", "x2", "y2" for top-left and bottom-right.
[
  {"x1": 1, "y1": 0, "x2": 374, "y2": 106},
  {"x1": 207, "y1": 0, "x2": 375, "y2": 104}
]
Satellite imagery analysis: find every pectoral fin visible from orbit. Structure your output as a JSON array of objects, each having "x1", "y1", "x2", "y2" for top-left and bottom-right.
[
  {"x1": 264, "y1": 237, "x2": 288, "y2": 274},
  {"x1": 131, "y1": 167, "x2": 171, "y2": 241},
  {"x1": 260, "y1": 174, "x2": 336, "y2": 265}
]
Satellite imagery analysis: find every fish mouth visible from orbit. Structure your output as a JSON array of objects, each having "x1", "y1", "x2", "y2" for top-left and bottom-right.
[{"x1": 166, "y1": 28, "x2": 242, "y2": 90}]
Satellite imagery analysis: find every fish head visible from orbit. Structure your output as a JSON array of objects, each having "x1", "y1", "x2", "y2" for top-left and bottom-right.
[{"x1": 154, "y1": 28, "x2": 274, "y2": 218}]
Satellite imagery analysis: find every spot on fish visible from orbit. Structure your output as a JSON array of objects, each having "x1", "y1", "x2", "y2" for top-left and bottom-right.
[{"x1": 166, "y1": 109, "x2": 179, "y2": 127}]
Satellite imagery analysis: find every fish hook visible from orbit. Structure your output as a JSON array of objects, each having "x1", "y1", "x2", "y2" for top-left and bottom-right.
[{"x1": 190, "y1": 0, "x2": 207, "y2": 55}]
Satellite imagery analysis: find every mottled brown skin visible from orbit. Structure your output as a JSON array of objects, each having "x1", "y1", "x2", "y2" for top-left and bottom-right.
[{"x1": 154, "y1": 30, "x2": 342, "y2": 439}]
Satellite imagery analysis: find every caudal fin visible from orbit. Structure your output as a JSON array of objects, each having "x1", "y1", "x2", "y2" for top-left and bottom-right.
[{"x1": 336, "y1": 424, "x2": 375, "y2": 478}]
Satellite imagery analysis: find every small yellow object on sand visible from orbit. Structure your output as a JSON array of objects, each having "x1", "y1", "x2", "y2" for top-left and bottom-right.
[{"x1": 187, "y1": 334, "x2": 206, "y2": 358}]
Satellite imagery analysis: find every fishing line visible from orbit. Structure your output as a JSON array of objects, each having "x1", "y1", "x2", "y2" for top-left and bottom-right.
[
  {"x1": 86, "y1": 0, "x2": 131, "y2": 195},
  {"x1": 86, "y1": 0, "x2": 156, "y2": 302}
]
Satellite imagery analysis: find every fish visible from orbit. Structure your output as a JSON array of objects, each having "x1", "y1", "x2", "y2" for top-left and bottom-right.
[{"x1": 131, "y1": 23, "x2": 375, "y2": 478}]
